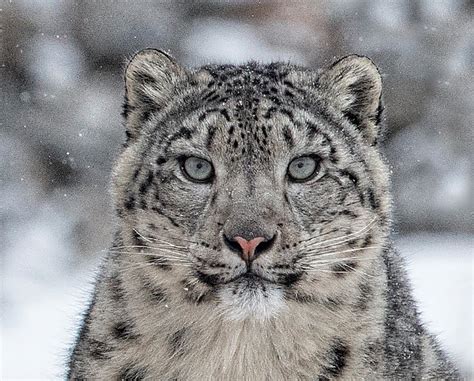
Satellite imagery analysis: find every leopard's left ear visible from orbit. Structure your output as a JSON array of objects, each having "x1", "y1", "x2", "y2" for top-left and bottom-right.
[{"x1": 318, "y1": 55, "x2": 383, "y2": 145}]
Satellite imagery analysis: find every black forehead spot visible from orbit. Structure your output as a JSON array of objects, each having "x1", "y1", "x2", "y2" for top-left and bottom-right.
[
  {"x1": 162, "y1": 126, "x2": 196, "y2": 153},
  {"x1": 220, "y1": 109, "x2": 231, "y2": 121},
  {"x1": 170, "y1": 126, "x2": 192, "y2": 141},
  {"x1": 269, "y1": 95, "x2": 282, "y2": 105},
  {"x1": 264, "y1": 107, "x2": 277, "y2": 119},
  {"x1": 280, "y1": 108, "x2": 294, "y2": 122},
  {"x1": 283, "y1": 125, "x2": 294, "y2": 149},
  {"x1": 206, "y1": 126, "x2": 216, "y2": 149},
  {"x1": 203, "y1": 62, "x2": 290, "y2": 92},
  {"x1": 156, "y1": 156, "x2": 167, "y2": 165}
]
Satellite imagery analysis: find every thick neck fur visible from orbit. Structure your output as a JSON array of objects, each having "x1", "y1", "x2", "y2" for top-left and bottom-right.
[{"x1": 110, "y1": 238, "x2": 387, "y2": 380}]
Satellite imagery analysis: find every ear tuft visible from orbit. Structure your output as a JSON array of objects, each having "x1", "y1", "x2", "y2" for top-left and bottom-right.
[
  {"x1": 319, "y1": 55, "x2": 383, "y2": 144},
  {"x1": 123, "y1": 49, "x2": 186, "y2": 141}
]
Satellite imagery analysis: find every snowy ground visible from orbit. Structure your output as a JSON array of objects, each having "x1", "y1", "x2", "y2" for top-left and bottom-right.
[
  {"x1": 397, "y1": 234, "x2": 473, "y2": 378},
  {"x1": 2, "y1": 230, "x2": 472, "y2": 379}
]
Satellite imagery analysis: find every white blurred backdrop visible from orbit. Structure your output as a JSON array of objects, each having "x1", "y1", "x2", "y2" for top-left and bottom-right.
[{"x1": 1, "y1": 1, "x2": 472, "y2": 379}]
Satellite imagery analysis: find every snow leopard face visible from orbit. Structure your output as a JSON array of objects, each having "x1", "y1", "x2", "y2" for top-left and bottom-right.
[{"x1": 113, "y1": 50, "x2": 390, "y2": 320}]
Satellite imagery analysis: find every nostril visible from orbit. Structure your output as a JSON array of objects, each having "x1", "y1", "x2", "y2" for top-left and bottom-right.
[
  {"x1": 223, "y1": 233, "x2": 277, "y2": 262},
  {"x1": 223, "y1": 235, "x2": 242, "y2": 253},
  {"x1": 254, "y1": 234, "x2": 276, "y2": 257}
]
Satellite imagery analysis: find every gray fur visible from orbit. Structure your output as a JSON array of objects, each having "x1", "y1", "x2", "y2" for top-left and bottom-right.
[{"x1": 67, "y1": 49, "x2": 459, "y2": 379}]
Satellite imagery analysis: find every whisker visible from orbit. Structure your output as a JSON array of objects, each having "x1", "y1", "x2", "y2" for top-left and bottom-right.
[
  {"x1": 296, "y1": 225, "x2": 340, "y2": 245},
  {"x1": 132, "y1": 229, "x2": 155, "y2": 243},
  {"x1": 132, "y1": 229, "x2": 190, "y2": 249},
  {"x1": 305, "y1": 268, "x2": 375, "y2": 279},
  {"x1": 115, "y1": 245, "x2": 188, "y2": 255},
  {"x1": 109, "y1": 250, "x2": 191, "y2": 262},
  {"x1": 304, "y1": 245, "x2": 380, "y2": 259},
  {"x1": 121, "y1": 256, "x2": 192, "y2": 265},
  {"x1": 302, "y1": 255, "x2": 374, "y2": 266},
  {"x1": 121, "y1": 262, "x2": 193, "y2": 272},
  {"x1": 144, "y1": 238, "x2": 189, "y2": 249},
  {"x1": 121, "y1": 258, "x2": 192, "y2": 267},
  {"x1": 184, "y1": 277, "x2": 200, "y2": 287},
  {"x1": 144, "y1": 233, "x2": 196, "y2": 245},
  {"x1": 109, "y1": 248, "x2": 188, "y2": 258},
  {"x1": 307, "y1": 217, "x2": 377, "y2": 246},
  {"x1": 112, "y1": 244, "x2": 188, "y2": 254},
  {"x1": 303, "y1": 266, "x2": 376, "y2": 279},
  {"x1": 302, "y1": 256, "x2": 375, "y2": 268},
  {"x1": 303, "y1": 217, "x2": 377, "y2": 249},
  {"x1": 303, "y1": 234, "x2": 372, "y2": 253},
  {"x1": 295, "y1": 217, "x2": 362, "y2": 246}
]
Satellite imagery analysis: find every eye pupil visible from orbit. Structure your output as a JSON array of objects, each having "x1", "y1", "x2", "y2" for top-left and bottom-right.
[
  {"x1": 288, "y1": 156, "x2": 319, "y2": 182},
  {"x1": 182, "y1": 157, "x2": 213, "y2": 182}
]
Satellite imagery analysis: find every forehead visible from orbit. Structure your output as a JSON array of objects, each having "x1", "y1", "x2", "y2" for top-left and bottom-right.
[
  {"x1": 184, "y1": 104, "x2": 293, "y2": 171},
  {"x1": 198, "y1": 63, "x2": 298, "y2": 116},
  {"x1": 154, "y1": 63, "x2": 332, "y2": 167},
  {"x1": 190, "y1": 64, "x2": 302, "y2": 155},
  {"x1": 202, "y1": 62, "x2": 289, "y2": 88}
]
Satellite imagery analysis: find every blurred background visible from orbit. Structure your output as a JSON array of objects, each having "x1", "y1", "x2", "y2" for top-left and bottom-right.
[{"x1": 1, "y1": 1, "x2": 472, "y2": 379}]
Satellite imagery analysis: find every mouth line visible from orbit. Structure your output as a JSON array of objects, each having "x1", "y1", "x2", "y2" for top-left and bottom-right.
[
  {"x1": 195, "y1": 265, "x2": 302, "y2": 287},
  {"x1": 226, "y1": 271, "x2": 278, "y2": 286},
  {"x1": 197, "y1": 268, "x2": 284, "y2": 287},
  {"x1": 240, "y1": 272, "x2": 268, "y2": 281}
]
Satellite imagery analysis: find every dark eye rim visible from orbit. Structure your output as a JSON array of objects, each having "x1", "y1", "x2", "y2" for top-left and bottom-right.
[
  {"x1": 287, "y1": 154, "x2": 321, "y2": 183},
  {"x1": 179, "y1": 156, "x2": 215, "y2": 183}
]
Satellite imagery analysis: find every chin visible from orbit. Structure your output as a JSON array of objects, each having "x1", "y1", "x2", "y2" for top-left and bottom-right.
[{"x1": 216, "y1": 274, "x2": 286, "y2": 322}]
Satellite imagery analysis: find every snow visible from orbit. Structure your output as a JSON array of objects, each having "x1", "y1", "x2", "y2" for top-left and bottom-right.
[
  {"x1": 25, "y1": 36, "x2": 86, "y2": 90},
  {"x1": 183, "y1": 19, "x2": 305, "y2": 65},
  {"x1": 398, "y1": 234, "x2": 473, "y2": 378},
  {"x1": 2, "y1": 231, "x2": 472, "y2": 379}
]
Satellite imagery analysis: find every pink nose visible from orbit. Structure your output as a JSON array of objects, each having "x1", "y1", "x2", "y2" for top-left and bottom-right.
[{"x1": 233, "y1": 236, "x2": 266, "y2": 263}]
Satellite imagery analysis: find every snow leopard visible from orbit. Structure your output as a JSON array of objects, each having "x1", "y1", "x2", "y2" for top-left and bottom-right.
[{"x1": 67, "y1": 49, "x2": 459, "y2": 380}]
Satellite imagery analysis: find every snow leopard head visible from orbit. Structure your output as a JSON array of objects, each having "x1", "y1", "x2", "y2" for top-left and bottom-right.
[{"x1": 112, "y1": 49, "x2": 390, "y2": 320}]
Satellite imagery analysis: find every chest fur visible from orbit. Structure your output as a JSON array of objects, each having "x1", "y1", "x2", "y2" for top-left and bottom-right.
[{"x1": 122, "y1": 304, "x2": 381, "y2": 380}]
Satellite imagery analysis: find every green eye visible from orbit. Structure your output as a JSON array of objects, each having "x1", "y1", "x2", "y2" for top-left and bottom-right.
[
  {"x1": 288, "y1": 156, "x2": 320, "y2": 182},
  {"x1": 182, "y1": 157, "x2": 214, "y2": 182}
]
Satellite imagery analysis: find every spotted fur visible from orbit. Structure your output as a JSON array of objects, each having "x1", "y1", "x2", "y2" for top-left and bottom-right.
[{"x1": 67, "y1": 49, "x2": 459, "y2": 379}]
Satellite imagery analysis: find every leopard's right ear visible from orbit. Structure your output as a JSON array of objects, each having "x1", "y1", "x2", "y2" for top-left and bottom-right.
[{"x1": 123, "y1": 49, "x2": 187, "y2": 141}]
